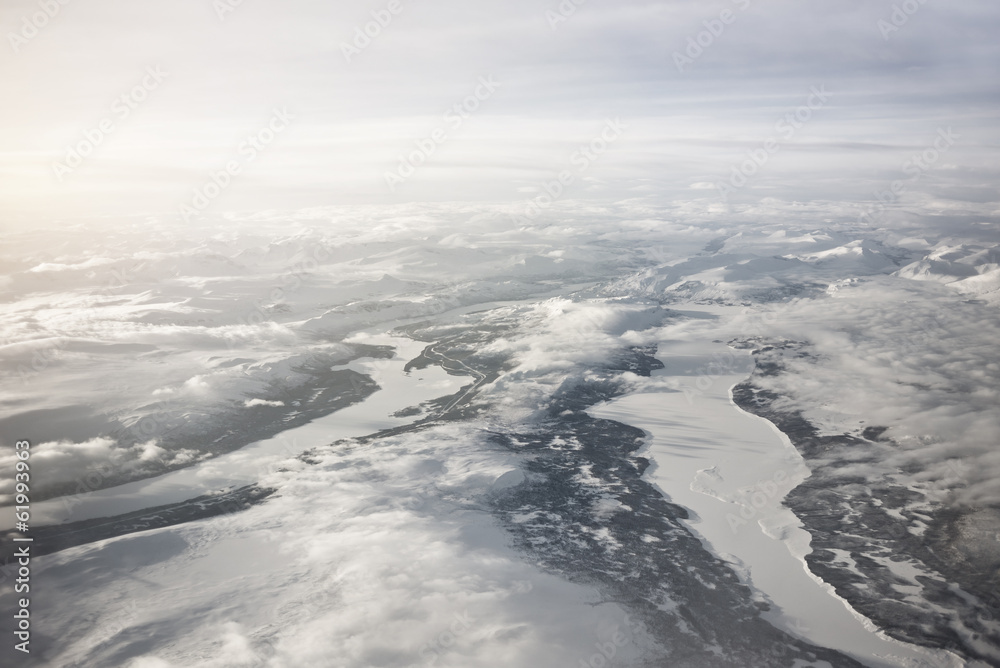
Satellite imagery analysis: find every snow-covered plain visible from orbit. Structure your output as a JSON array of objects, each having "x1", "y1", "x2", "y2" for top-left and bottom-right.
[{"x1": 1, "y1": 200, "x2": 999, "y2": 667}]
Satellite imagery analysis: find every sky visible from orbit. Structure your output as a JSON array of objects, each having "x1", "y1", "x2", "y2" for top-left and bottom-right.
[{"x1": 1, "y1": 0, "x2": 998, "y2": 226}]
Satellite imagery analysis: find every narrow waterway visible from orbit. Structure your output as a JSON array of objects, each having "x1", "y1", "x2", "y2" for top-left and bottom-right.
[
  {"x1": 12, "y1": 333, "x2": 468, "y2": 529},
  {"x1": 588, "y1": 328, "x2": 961, "y2": 668},
  {"x1": 10, "y1": 290, "x2": 593, "y2": 531}
]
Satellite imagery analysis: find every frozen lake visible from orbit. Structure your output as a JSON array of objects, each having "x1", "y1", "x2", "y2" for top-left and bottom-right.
[{"x1": 588, "y1": 311, "x2": 962, "y2": 668}]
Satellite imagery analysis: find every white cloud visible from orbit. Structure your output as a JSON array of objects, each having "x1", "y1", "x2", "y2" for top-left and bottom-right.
[
  {"x1": 727, "y1": 276, "x2": 1000, "y2": 506},
  {"x1": 244, "y1": 399, "x2": 285, "y2": 408},
  {"x1": 22, "y1": 425, "x2": 650, "y2": 668},
  {"x1": 0, "y1": 437, "x2": 198, "y2": 503}
]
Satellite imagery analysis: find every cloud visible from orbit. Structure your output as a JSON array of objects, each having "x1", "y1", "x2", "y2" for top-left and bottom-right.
[
  {"x1": 725, "y1": 275, "x2": 1000, "y2": 506},
  {"x1": 2, "y1": 0, "x2": 997, "y2": 219},
  {"x1": 470, "y1": 299, "x2": 668, "y2": 422},
  {"x1": 0, "y1": 437, "x2": 198, "y2": 503},
  {"x1": 244, "y1": 398, "x2": 285, "y2": 408},
  {"x1": 20, "y1": 425, "x2": 649, "y2": 668}
]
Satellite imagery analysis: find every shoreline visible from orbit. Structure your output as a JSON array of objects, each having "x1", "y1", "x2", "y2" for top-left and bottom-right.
[
  {"x1": 587, "y1": 320, "x2": 961, "y2": 668},
  {"x1": 0, "y1": 333, "x2": 467, "y2": 531}
]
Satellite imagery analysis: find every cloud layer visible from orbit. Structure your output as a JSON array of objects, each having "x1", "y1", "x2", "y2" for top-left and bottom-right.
[{"x1": 2, "y1": 0, "x2": 998, "y2": 220}]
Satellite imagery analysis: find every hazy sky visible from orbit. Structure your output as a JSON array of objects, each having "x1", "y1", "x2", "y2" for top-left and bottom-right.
[{"x1": 1, "y1": 0, "x2": 998, "y2": 224}]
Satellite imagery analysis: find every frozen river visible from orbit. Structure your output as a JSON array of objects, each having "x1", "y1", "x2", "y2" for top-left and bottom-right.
[{"x1": 8, "y1": 333, "x2": 467, "y2": 529}]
